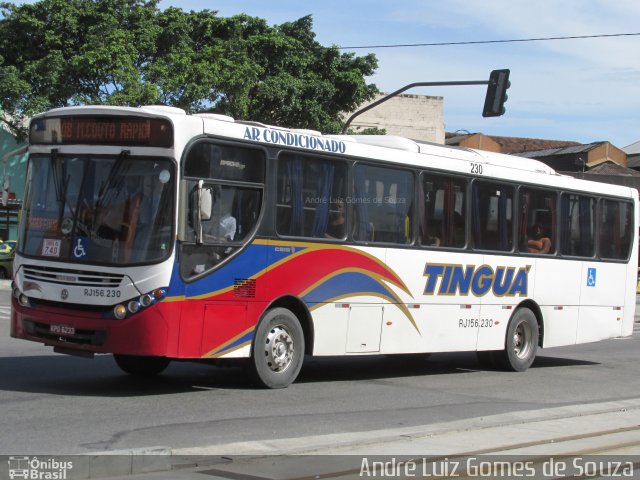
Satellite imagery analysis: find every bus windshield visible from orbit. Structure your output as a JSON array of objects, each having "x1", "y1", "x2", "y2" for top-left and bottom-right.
[{"x1": 19, "y1": 153, "x2": 175, "y2": 265}]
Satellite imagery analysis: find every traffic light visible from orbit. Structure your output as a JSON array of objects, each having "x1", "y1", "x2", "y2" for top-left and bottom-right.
[{"x1": 483, "y1": 69, "x2": 510, "y2": 117}]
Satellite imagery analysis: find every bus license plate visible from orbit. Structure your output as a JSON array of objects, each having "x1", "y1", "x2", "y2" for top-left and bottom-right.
[{"x1": 50, "y1": 324, "x2": 75, "y2": 335}]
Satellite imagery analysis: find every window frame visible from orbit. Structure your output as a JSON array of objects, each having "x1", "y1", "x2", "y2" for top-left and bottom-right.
[
  {"x1": 274, "y1": 151, "x2": 350, "y2": 242},
  {"x1": 350, "y1": 161, "x2": 416, "y2": 246},
  {"x1": 418, "y1": 170, "x2": 468, "y2": 250},
  {"x1": 597, "y1": 197, "x2": 634, "y2": 262},
  {"x1": 559, "y1": 191, "x2": 597, "y2": 259},
  {"x1": 517, "y1": 186, "x2": 558, "y2": 256},
  {"x1": 179, "y1": 138, "x2": 267, "y2": 281},
  {"x1": 470, "y1": 178, "x2": 516, "y2": 253}
]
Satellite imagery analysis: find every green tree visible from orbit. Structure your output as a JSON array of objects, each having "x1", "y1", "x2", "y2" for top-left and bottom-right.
[
  {"x1": 0, "y1": 0, "x2": 378, "y2": 139},
  {"x1": 347, "y1": 127, "x2": 387, "y2": 135}
]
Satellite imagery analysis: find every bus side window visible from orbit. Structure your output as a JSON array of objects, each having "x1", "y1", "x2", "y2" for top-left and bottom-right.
[
  {"x1": 472, "y1": 181, "x2": 514, "y2": 252},
  {"x1": 599, "y1": 199, "x2": 633, "y2": 260},
  {"x1": 276, "y1": 154, "x2": 348, "y2": 239},
  {"x1": 352, "y1": 164, "x2": 414, "y2": 244},
  {"x1": 181, "y1": 142, "x2": 265, "y2": 279},
  {"x1": 519, "y1": 188, "x2": 556, "y2": 255},
  {"x1": 560, "y1": 194, "x2": 595, "y2": 257},
  {"x1": 419, "y1": 173, "x2": 466, "y2": 248}
]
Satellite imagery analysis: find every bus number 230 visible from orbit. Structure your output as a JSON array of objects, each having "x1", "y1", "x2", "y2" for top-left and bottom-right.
[{"x1": 470, "y1": 163, "x2": 483, "y2": 175}]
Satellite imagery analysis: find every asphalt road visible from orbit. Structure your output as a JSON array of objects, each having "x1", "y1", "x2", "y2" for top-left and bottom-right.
[{"x1": 1, "y1": 289, "x2": 639, "y2": 455}]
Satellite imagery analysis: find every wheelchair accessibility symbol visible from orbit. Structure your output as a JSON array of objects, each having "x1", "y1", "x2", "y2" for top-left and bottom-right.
[
  {"x1": 73, "y1": 237, "x2": 88, "y2": 259},
  {"x1": 587, "y1": 268, "x2": 597, "y2": 287}
]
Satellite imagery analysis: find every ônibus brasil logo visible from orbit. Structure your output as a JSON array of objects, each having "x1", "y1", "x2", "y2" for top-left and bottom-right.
[{"x1": 7, "y1": 456, "x2": 73, "y2": 480}]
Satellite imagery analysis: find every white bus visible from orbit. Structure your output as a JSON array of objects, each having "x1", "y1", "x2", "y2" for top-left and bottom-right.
[{"x1": 10, "y1": 105, "x2": 638, "y2": 388}]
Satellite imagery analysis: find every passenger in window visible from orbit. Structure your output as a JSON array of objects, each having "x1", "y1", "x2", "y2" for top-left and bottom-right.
[
  {"x1": 425, "y1": 234, "x2": 440, "y2": 246},
  {"x1": 527, "y1": 224, "x2": 551, "y2": 254},
  {"x1": 325, "y1": 200, "x2": 345, "y2": 239},
  {"x1": 193, "y1": 213, "x2": 236, "y2": 275},
  {"x1": 219, "y1": 213, "x2": 236, "y2": 241},
  {"x1": 202, "y1": 187, "x2": 237, "y2": 243}
]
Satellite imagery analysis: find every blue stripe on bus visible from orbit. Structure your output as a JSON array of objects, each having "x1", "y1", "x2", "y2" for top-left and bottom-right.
[{"x1": 301, "y1": 270, "x2": 401, "y2": 305}]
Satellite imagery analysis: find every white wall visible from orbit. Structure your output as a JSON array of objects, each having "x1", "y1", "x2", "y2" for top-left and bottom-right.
[{"x1": 349, "y1": 93, "x2": 445, "y2": 144}]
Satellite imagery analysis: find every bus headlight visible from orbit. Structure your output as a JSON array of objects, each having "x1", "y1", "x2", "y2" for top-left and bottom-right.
[
  {"x1": 139, "y1": 294, "x2": 153, "y2": 307},
  {"x1": 127, "y1": 301, "x2": 141, "y2": 314},
  {"x1": 112, "y1": 288, "x2": 167, "y2": 319},
  {"x1": 113, "y1": 304, "x2": 127, "y2": 320},
  {"x1": 18, "y1": 293, "x2": 29, "y2": 306}
]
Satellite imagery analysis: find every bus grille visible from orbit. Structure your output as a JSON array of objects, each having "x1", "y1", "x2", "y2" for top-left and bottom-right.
[{"x1": 22, "y1": 265, "x2": 124, "y2": 287}]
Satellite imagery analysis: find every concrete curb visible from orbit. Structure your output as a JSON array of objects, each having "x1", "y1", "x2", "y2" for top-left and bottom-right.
[
  {"x1": 0, "y1": 447, "x2": 174, "y2": 480},
  {"x1": 175, "y1": 398, "x2": 640, "y2": 457},
  {"x1": 93, "y1": 399, "x2": 640, "y2": 480}
]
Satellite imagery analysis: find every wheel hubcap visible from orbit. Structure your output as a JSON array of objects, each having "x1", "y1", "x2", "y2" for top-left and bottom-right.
[
  {"x1": 264, "y1": 324, "x2": 294, "y2": 373},
  {"x1": 513, "y1": 321, "x2": 532, "y2": 359}
]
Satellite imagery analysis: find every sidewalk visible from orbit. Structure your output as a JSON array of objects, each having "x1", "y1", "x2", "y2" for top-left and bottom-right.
[
  {"x1": 176, "y1": 398, "x2": 640, "y2": 458},
  {"x1": 80, "y1": 398, "x2": 640, "y2": 480}
]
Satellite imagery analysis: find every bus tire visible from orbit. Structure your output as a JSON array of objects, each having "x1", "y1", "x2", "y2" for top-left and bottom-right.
[
  {"x1": 496, "y1": 307, "x2": 539, "y2": 372},
  {"x1": 113, "y1": 354, "x2": 170, "y2": 376},
  {"x1": 250, "y1": 307, "x2": 304, "y2": 389}
]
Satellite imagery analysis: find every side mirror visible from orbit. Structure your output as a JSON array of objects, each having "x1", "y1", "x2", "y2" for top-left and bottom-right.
[
  {"x1": 194, "y1": 180, "x2": 213, "y2": 244},
  {"x1": 199, "y1": 183, "x2": 212, "y2": 221}
]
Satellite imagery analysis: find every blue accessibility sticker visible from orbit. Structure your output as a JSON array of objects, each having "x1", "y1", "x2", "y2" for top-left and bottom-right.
[{"x1": 72, "y1": 237, "x2": 89, "y2": 259}]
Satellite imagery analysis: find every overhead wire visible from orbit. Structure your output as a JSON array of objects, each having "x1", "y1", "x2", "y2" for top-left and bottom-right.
[{"x1": 338, "y1": 32, "x2": 640, "y2": 50}]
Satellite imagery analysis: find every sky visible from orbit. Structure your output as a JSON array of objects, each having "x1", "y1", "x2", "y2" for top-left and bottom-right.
[
  {"x1": 176, "y1": 0, "x2": 640, "y2": 149},
  {"x1": 14, "y1": 0, "x2": 640, "y2": 148}
]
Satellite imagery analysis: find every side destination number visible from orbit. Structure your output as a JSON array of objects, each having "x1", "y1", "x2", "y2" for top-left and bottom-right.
[{"x1": 470, "y1": 162, "x2": 483, "y2": 175}]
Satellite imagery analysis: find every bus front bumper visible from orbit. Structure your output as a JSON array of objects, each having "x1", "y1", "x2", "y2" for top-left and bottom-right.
[{"x1": 10, "y1": 296, "x2": 173, "y2": 357}]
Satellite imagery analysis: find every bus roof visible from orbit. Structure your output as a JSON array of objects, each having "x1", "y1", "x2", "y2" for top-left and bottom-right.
[{"x1": 31, "y1": 105, "x2": 636, "y2": 200}]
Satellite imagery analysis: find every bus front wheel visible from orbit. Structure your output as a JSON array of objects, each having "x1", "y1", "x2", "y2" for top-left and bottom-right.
[
  {"x1": 250, "y1": 307, "x2": 304, "y2": 389},
  {"x1": 114, "y1": 354, "x2": 170, "y2": 376},
  {"x1": 496, "y1": 307, "x2": 539, "y2": 372}
]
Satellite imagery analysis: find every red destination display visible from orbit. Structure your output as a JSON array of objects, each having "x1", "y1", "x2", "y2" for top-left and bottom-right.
[{"x1": 30, "y1": 116, "x2": 173, "y2": 147}]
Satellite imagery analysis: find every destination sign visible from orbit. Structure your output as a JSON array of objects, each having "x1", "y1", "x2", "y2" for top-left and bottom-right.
[{"x1": 30, "y1": 116, "x2": 173, "y2": 147}]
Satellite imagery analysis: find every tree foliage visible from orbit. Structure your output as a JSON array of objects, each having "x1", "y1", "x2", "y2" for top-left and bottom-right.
[{"x1": 0, "y1": 0, "x2": 378, "y2": 139}]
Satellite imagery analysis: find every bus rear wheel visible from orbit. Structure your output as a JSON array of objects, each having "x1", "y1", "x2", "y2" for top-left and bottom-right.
[
  {"x1": 114, "y1": 354, "x2": 171, "y2": 376},
  {"x1": 495, "y1": 307, "x2": 539, "y2": 372},
  {"x1": 250, "y1": 307, "x2": 304, "y2": 389}
]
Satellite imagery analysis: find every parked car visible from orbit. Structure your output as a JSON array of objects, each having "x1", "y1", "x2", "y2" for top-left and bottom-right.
[{"x1": 0, "y1": 240, "x2": 16, "y2": 279}]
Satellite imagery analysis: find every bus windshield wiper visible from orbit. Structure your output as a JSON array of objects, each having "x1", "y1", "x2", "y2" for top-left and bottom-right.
[
  {"x1": 50, "y1": 149, "x2": 62, "y2": 202},
  {"x1": 95, "y1": 149, "x2": 130, "y2": 211}
]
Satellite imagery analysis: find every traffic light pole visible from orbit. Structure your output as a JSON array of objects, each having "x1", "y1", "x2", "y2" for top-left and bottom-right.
[{"x1": 341, "y1": 70, "x2": 509, "y2": 134}]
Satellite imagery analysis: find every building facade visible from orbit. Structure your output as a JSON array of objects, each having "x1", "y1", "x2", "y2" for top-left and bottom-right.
[
  {"x1": 349, "y1": 93, "x2": 445, "y2": 144},
  {"x1": 0, "y1": 126, "x2": 27, "y2": 241}
]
